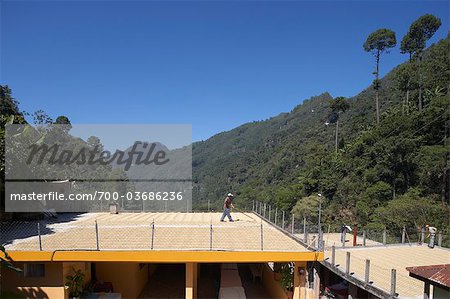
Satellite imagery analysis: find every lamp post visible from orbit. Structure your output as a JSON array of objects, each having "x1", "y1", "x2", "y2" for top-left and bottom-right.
[{"x1": 317, "y1": 193, "x2": 323, "y2": 250}]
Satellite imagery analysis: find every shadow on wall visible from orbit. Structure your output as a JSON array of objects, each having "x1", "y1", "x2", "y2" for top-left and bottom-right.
[{"x1": 1, "y1": 288, "x2": 49, "y2": 299}]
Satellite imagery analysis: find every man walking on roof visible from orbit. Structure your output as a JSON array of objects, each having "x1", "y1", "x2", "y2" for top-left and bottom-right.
[
  {"x1": 220, "y1": 193, "x2": 234, "y2": 222},
  {"x1": 426, "y1": 224, "x2": 437, "y2": 248}
]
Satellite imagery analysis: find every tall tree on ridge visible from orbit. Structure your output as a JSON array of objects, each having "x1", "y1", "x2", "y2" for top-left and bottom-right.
[
  {"x1": 402, "y1": 14, "x2": 442, "y2": 111},
  {"x1": 363, "y1": 29, "x2": 397, "y2": 125},
  {"x1": 329, "y1": 97, "x2": 350, "y2": 153}
]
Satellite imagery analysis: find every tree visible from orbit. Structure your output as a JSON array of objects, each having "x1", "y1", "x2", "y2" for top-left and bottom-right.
[
  {"x1": 329, "y1": 97, "x2": 350, "y2": 152},
  {"x1": 54, "y1": 115, "x2": 72, "y2": 134},
  {"x1": 0, "y1": 85, "x2": 20, "y2": 117},
  {"x1": 32, "y1": 109, "x2": 53, "y2": 125},
  {"x1": 363, "y1": 29, "x2": 397, "y2": 125},
  {"x1": 395, "y1": 63, "x2": 419, "y2": 114},
  {"x1": 403, "y1": 14, "x2": 442, "y2": 111},
  {"x1": 55, "y1": 115, "x2": 71, "y2": 125},
  {"x1": 409, "y1": 14, "x2": 442, "y2": 52},
  {"x1": 292, "y1": 195, "x2": 322, "y2": 222}
]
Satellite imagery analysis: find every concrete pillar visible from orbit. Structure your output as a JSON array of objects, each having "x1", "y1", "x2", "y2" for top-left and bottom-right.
[
  {"x1": 186, "y1": 262, "x2": 198, "y2": 299},
  {"x1": 293, "y1": 261, "x2": 307, "y2": 299},
  {"x1": 365, "y1": 259, "x2": 370, "y2": 284},
  {"x1": 423, "y1": 281, "x2": 430, "y2": 299},
  {"x1": 390, "y1": 269, "x2": 396, "y2": 298},
  {"x1": 346, "y1": 252, "x2": 351, "y2": 275},
  {"x1": 348, "y1": 283, "x2": 358, "y2": 299}
]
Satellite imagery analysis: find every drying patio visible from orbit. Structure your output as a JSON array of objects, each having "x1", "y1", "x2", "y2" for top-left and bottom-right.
[{"x1": 2, "y1": 212, "x2": 313, "y2": 253}]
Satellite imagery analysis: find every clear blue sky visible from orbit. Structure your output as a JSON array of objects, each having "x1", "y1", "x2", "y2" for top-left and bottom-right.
[{"x1": 1, "y1": 1, "x2": 448, "y2": 142}]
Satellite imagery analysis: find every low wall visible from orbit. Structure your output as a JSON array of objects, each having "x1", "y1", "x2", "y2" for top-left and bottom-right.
[{"x1": 96, "y1": 262, "x2": 148, "y2": 298}]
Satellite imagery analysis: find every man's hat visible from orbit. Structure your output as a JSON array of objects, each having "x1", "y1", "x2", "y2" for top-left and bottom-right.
[{"x1": 227, "y1": 193, "x2": 234, "y2": 197}]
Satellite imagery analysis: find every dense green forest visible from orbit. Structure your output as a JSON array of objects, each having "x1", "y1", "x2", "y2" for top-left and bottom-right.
[
  {"x1": 192, "y1": 17, "x2": 449, "y2": 233},
  {"x1": 1, "y1": 15, "x2": 449, "y2": 234}
]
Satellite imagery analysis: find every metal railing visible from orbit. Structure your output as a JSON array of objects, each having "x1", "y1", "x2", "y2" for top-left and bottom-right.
[
  {"x1": 252, "y1": 200, "x2": 450, "y2": 249},
  {"x1": 1, "y1": 218, "x2": 305, "y2": 252}
]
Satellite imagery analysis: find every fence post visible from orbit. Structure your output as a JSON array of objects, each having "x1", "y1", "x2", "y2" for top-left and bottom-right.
[
  {"x1": 331, "y1": 245, "x2": 335, "y2": 266},
  {"x1": 210, "y1": 223, "x2": 213, "y2": 251},
  {"x1": 390, "y1": 269, "x2": 397, "y2": 297},
  {"x1": 401, "y1": 227, "x2": 406, "y2": 244},
  {"x1": 365, "y1": 259, "x2": 370, "y2": 284},
  {"x1": 260, "y1": 222, "x2": 264, "y2": 251},
  {"x1": 346, "y1": 252, "x2": 351, "y2": 275},
  {"x1": 342, "y1": 231, "x2": 346, "y2": 247},
  {"x1": 282, "y1": 211, "x2": 285, "y2": 230},
  {"x1": 263, "y1": 204, "x2": 266, "y2": 218},
  {"x1": 363, "y1": 230, "x2": 366, "y2": 246},
  {"x1": 268, "y1": 205, "x2": 271, "y2": 222},
  {"x1": 303, "y1": 217, "x2": 307, "y2": 242},
  {"x1": 438, "y1": 233, "x2": 442, "y2": 247},
  {"x1": 252, "y1": 200, "x2": 254, "y2": 212},
  {"x1": 383, "y1": 229, "x2": 387, "y2": 245},
  {"x1": 37, "y1": 223, "x2": 42, "y2": 251},
  {"x1": 291, "y1": 214, "x2": 295, "y2": 235},
  {"x1": 95, "y1": 220, "x2": 100, "y2": 251},
  {"x1": 275, "y1": 208, "x2": 278, "y2": 226},
  {"x1": 151, "y1": 220, "x2": 155, "y2": 250},
  {"x1": 421, "y1": 228, "x2": 425, "y2": 244}
]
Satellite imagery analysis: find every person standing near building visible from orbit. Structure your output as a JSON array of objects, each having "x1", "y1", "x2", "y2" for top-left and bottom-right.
[
  {"x1": 340, "y1": 225, "x2": 352, "y2": 244},
  {"x1": 426, "y1": 225, "x2": 437, "y2": 248},
  {"x1": 220, "y1": 193, "x2": 234, "y2": 222}
]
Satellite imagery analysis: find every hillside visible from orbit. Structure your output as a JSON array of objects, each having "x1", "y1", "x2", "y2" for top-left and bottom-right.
[{"x1": 192, "y1": 35, "x2": 449, "y2": 232}]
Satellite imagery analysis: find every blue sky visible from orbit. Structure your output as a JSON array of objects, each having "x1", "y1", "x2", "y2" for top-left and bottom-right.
[{"x1": 1, "y1": 1, "x2": 448, "y2": 142}]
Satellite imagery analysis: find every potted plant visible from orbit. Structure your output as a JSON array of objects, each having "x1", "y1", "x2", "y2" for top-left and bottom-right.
[
  {"x1": 280, "y1": 263, "x2": 294, "y2": 299},
  {"x1": 273, "y1": 263, "x2": 282, "y2": 281},
  {"x1": 65, "y1": 267, "x2": 85, "y2": 299}
]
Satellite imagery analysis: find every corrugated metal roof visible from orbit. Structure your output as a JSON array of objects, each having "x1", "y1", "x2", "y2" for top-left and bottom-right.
[{"x1": 406, "y1": 264, "x2": 450, "y2": 287}]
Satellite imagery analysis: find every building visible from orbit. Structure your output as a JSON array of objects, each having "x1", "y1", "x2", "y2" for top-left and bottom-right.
[
  {"x1": 319, "y1": 241, "x2": 450, "y2": 298},
  {"x1": 1, "y1": 212, "x2": 323, "y2": 299},
  {"x1": 406, "y1": 264, "x2": 450, "y2": 299}
]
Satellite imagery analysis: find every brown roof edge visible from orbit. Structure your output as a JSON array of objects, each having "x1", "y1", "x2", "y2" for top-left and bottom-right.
[{"x1": 406, "y1": 264, "x2": 450, "y2": 288}]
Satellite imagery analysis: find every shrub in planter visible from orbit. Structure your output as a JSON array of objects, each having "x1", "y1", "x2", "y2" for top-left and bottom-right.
[
  {"x1": 280, "y1": 263, "x2": 294, "y2": 299},
  {"x1": 65, "y1": 267, "x2": 85, "y2": 299}
]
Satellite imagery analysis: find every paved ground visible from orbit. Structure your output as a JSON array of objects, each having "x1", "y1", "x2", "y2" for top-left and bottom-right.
[
  {"x1": 2, "y1": 212, "x2": 309, "y2": 252},
  {"x1": 137, "y1": 263, "x2": 271, "y2": 299},
  {"x1": 324, "y1": 244, "x2": 450, "y2": 298}
]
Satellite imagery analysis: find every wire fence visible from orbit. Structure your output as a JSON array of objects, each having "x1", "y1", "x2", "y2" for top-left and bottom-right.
[
  {"x1": 252, "y1": 200, "x2": 450, "y2": 249},
  {"x1": 0, "y1": 218, "x2": 306, "y2": 252}
]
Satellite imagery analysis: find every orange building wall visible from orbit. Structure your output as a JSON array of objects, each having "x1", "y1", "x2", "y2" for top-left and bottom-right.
[
  {"x1": 1, "y1": 262, "x2": 65, "y2": 299},
  {"x1": 262, "y1": 264, "x2": 288, "y2": 299},
  {"x1": 95, "y1": 262, "x2": 148, "y2": 298}
]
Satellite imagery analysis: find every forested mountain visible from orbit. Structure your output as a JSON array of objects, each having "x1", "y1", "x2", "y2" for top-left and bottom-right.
[
  {"x1": 192, "y1": 33, "x2": 449, "y2": 232},
  {"x1": 1, "y1": 16, "x2": 448, "y2": 232}
]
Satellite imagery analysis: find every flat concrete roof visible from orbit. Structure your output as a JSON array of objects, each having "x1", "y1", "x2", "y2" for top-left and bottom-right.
[
  {"x1": 296, "y1": 232, "x2": 382, "y2": 248},
  {"x1": 2, "y1": 212, "x2": 312, "y2": 253},
  {"x1": 324, "y1": 245, "x2": 450, "y2": 298}
]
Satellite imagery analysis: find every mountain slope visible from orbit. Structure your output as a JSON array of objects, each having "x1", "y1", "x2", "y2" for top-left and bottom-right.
[{"x1": 192, "y1": 34, "x2": 449, "y2": 227}]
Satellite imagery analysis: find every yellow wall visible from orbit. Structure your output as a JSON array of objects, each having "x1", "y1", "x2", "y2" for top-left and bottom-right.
[
  {"x1": 262, "y1": 264, "x2": 288, "y2": 299},
  {"x1": 95, "y1": 262, "x2": 148, "y2": 298},
  {"x1": 1, "y1": 262, "x2": 65, "y2": 299}
]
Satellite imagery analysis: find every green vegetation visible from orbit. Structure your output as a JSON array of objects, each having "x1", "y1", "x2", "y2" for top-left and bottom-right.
[
  {"x1": 1, "y1": 15, "x2": 448, "y2": 237},
  {"x1": 192, "y1": 16, "x2": 448, "y2": 235},
  {"x1": 363, "y1": 28, "x2": 397, "y2": 125}
]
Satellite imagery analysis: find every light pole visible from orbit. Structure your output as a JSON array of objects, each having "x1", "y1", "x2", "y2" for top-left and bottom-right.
[{"x1": 317, "y1": 193, "x2": 323, "y2": 250}]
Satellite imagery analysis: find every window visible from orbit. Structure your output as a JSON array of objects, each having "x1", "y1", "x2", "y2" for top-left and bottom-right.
[{"x1": 24, "y1": 263, "x2": 45, "y2": 277}]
